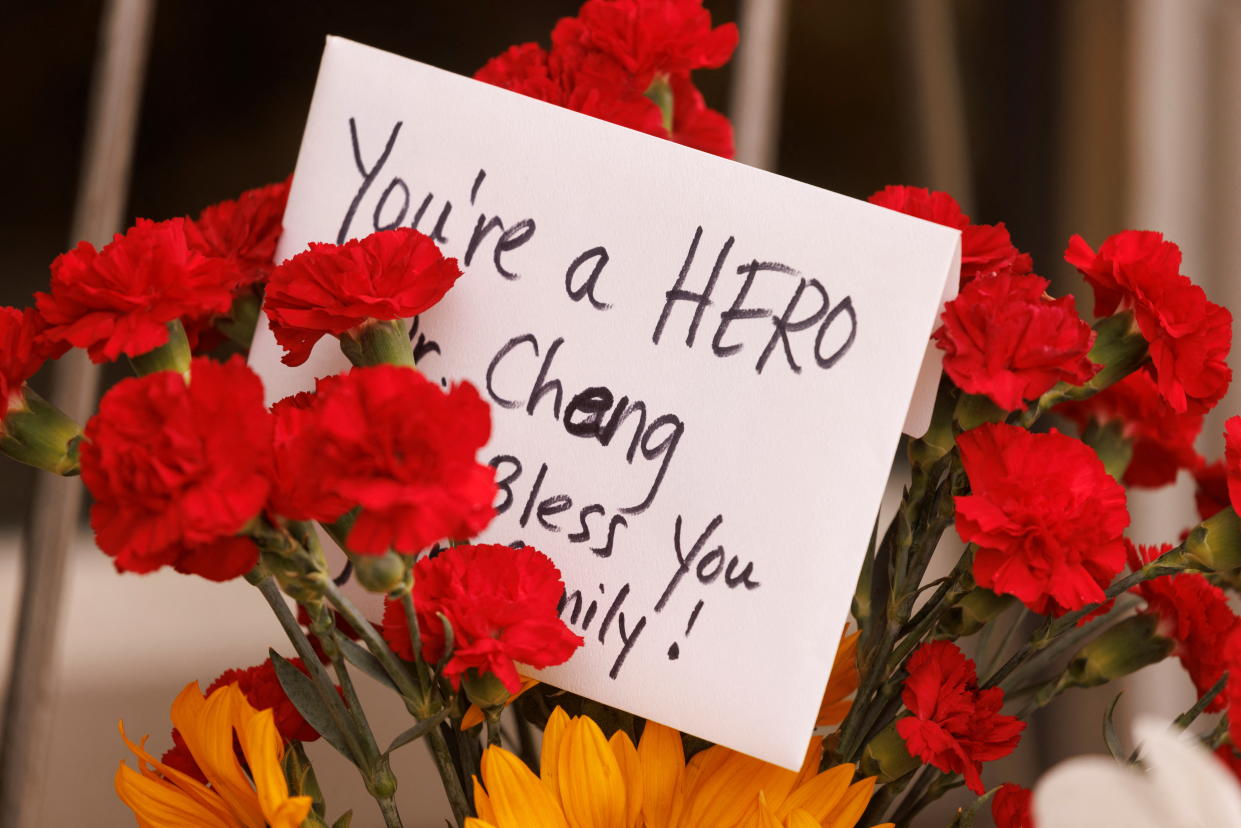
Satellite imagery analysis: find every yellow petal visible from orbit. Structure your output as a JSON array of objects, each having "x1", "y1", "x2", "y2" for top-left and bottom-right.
[
  {"x1": 240, "y1": 707, "x2": 312, "y2": 828},
  {"x1": 681, "y1": 747, "x2": 797, "y2": 828},
  {"x1": 115, "y1": 762, "x2": 238, "y2": 828},
  {"x1": 737, "y1": 793, "x2": 784, "y2": 828},
  {"x1": 609, "y1": 731, "x2": 643, "y2": 828},
  {"x1": 116, "y1": 719, "x2": 232, "y2": 822},
  {"x1": 823, "y1": 777, "x2": 877, "y2": 828},
  {"x1": 777, "y1": 764, "x2": 854, "y2": 821},
  {"x1": 684, "y1": 745, "x2": 729, "y2": 802},
  {"x1": 638, "y1": 721, "x2": 686, "y2": 828},
  {"x1": 558, "y1": 716, "x2": 628, "y2": 828},
  {"x1": 175, "y1": 683, "x2": 266, "y2": 828},
  {"x1": 465, "y1": 821, "x2": 501, "y2": 828},
  {"x1": 474, "y1": 775, "x2": 498, "y2": 824},
  {"x1": 785, "y1": 809, "x2": 824, "y2": 828},
  {"x1": 482, "y1": 745, "x2": 570, "y2": 828},
  {"x1": 542, "y1": 706, "x2": 571, "y2": 805}
]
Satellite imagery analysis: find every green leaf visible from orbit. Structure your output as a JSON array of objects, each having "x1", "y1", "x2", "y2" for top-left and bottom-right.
[
  {"x1": 331, "y1": 810, "x2": 353, "y2": 828},
  {"x1": 269, "y1": 650, "x2": 355, "y2": 762},
  {"x1": 337, "y1": 636, "x2": 400, "y2": 693},
  {"x1": 1103, "y1": 691, "x2": 1125, "y2": 760},
  {"x1": 385, "y1": 707, "x2": 451, "y2": 755}
]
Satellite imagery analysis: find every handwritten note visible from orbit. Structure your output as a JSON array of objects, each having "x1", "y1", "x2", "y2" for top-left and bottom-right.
[{"x1": 249, "y1": 36, "x2": 960, "y2": 769}]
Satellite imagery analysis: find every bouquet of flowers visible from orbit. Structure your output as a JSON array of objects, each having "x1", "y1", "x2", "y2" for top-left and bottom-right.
[{"x1": 4, "y1": 1, "x2": 1241, "y2": 826}]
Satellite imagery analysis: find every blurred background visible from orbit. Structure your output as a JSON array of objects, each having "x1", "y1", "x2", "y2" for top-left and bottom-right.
[{"x1": 1, "y1": 0, "x2": 1239, "y2": 824}]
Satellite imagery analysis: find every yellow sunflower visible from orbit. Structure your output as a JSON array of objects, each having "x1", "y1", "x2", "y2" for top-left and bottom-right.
[
  {"x1": 469, "y1": 707, "x2": 893, "y2": 828},
  {"x1": 116, "y1": 681, "x2": 312, "y2": 828}
]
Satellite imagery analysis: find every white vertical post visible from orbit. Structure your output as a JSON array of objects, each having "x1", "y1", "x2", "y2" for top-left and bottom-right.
[
  {"x1": 0, "y1": 1, "x2": 155, "y2": 823},
  {"x1": 729, "y1": 0, "x2": 791, "y2": 170}
]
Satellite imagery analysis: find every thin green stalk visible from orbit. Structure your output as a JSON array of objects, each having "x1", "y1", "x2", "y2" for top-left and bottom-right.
[
  {"x1": 486, "y1": 710, "x2": 503, "y2": 748},
  {"x1": 377, "y1": 797, "x2": 404, "y2": 828},
  {"x1": 427, "y1": 725, "x2": 472, "y2": 826},
  {"x1": 399, "y1": 590, "x2": 435, "y2": 691},
  {"x1": 983, "y1": 549, "x2": 1184, "y2": 689},
  {"x1": 252, "y1": 575, "x2": 367, "y2": 764}
]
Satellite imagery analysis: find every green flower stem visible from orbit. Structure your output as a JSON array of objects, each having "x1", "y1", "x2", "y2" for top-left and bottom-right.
[
  {"x1": 485, "y1": 709, "x2": 503, "y2": 748},
  {"x1": 398, "y1": 590, "x2": 435, "y2": 691},
  {"x1": 250, "y1": 574, "x2": 368, "y2": 766},
  {"x1": 377, "y1": 796, "x2": 404, "y2": 828},
  {"x1": 321, "y1": 578, "x2": 471, "y2": 826}
]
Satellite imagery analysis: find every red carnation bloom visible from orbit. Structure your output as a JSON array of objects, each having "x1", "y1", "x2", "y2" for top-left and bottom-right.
[
  {"x1": 1225, "y1": 416, "x2": 1241, "y2": 516},
  {"x1": 382, "y1": 543, "x2": 584, "y2": 692},
  {"x1": 1217, "y1": 745, "x2": 1241, "y2": 783},
  {"x1": 1065, "y1": 231, "x2": 1232, "y2": 415},
  {"x1": 956, "y1": 423, "x2": 1130, "y2": 616},
  {"x1": 263, "y1": 228, "x2": 462, "y2": 367},
  {"x1": 0, "y1": 306, "x2": 64, "y2": 412},
  {"x1": 1058, "y1": 370, "x2": 1203, "y2": 489},
  {"x1": 669, "y1": 72, "x2": 733, "y2": 157},
  {"x1": 35, "y1": 218, "x2": 236, "y2": 363},
  {"x1": 1194, "y1": 457, "x2": 1229, "y2": 521},
  {"x1": 895, "y1": 641, "x2": 1025, "y2": 794},
  {"x1": 269, "y1": 365, "x2": 496, "y2": 555},
  {"x1": 868, "y1": 186, "x2": 1032, "y2": 286},
  {"x1": 187, "y1": 178, "x2": 290, "y2": 289},
  {"x1": 550, "y1": 0, "x2": 738, "y2": 95},
  {"x1": 207, "y1": 657, "x2": 325, "y2": 743},
  {"x1": 992, "y1": 783, "x2": 1034, "y2": 828},
  {"x1": 1128, "y1": 541, "x2": 1238, "y2": 711},
  {"x1": 79, "y1": 356, "x2": 271, "y2": 580},
  {"x1": 933, "y1": 273, "x2": 1097, "y2": 410}
]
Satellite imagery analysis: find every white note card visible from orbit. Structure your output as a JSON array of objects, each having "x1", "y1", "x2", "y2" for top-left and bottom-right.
[{"x1": 249, "y1": 36, "x2": 960, "y2": 769}]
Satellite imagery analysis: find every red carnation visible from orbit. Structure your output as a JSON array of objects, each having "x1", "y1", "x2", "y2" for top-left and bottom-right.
[
  {"x1": 36, "y1": 218, "x2": 236, "y2": 363},
  {"x1": 187, "y1": 178, "x2": 290, "y2": 289},
  {"x1": 550, "y1": 0, "x2": 738, "y2": 95},
  {"x1": 207, "y1": 657, "x2": 325, "y2": 743},
  {"x1": 269, "y1": 365, "x2": 496, "y2": 555},
  {"x1": 0, "y1": 307, "x2": 63, "y2": 412},
  {"x1": 263, "y1": 228, "x2": 462, "y2": 367},
  {"x1": 1217, "y1": 746, "x2": 1241, "y2": 783},
  {"x1": 933, "y1": 273, "x2": 1097, "y2": 410},
  {"x1": 1128, "y1": 540, "x2": 1239, "y2": 711},
  {"x1": 669, "y1": 72, "x2": 733, "y2": 157},
  {"x1": 956, "y1": 423, "x2": 1130, "y2": 616},
  {"x1": 1226, "y1": 416, "x2": 1241, "y2": 516},
  {"x1": 1065, "y1": 231, "x2": 1232, "y2": 415},
  {"x1": 868, "y1": 186, "x2": 1032, "y2": 286},
  {"x1": 1193, "y1": 458, "x2": 1229, "y2": 521},
  {"x1": 382, "y1": 543, "x2": 584, "y2": 692},
  {"x1": 79, "y1": 356, "x2": 271, "y2": 580},
  {"x1": 1224, "y1": 628, "x2": 1241, "y2": 750},
  {"x1": 992, "y1": 783, "x2": 1034, "y2": 828},
  {"x1": 1058, "y1": 370, "x2": 1203, "y2": 489},
  {"x1": 895, "y1": 641, "x2": 1024, "y2": 794}
]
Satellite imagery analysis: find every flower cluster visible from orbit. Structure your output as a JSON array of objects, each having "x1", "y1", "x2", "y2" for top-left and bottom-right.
[
  {"x1": 895, "y1": 641, "x2": 1024, "y2": 794},
  {"x1": 476, "y1": 0, "x2": 737, "y2": 157},
  {"x1": 383, "y1": 543, "x2": 583, "y2": 693}
]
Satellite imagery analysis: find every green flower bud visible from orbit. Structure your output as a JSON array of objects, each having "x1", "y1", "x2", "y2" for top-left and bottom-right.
[
  {"x1": 1080, "y1": 419, "x2": 1134, "y2": 483},
  {"x1": 339, "y1": 318, "x2": 415, "y2": 368},
  {"x1": 937, "y1": 587, "x2": 1015, "y2": 638},
  {"x1": 129, "y1": 319, "x2": 191, "y2": 377},
  {"x1": 1182, "y1": 508, "x2": 1241, "y2": 573},
  {"x1": 0, "y1": 387, "x2": 83, "y2": 475},
  {"x1": 861, "y1": 722, "x2": 920, "y2": 783},
  {"x1": 1043, "y1": 310, "x2": 1148, "y2": 407},
  {"x1": 352, "y1": 550, "x2": 408, "y2": 593},
  {"x1": 908, "y1": 380, "x2": 956, "y2": 470},
  {"x1": 954, "y1": 392, "x2": 1006, "y2": 431},
  {"x1": 1060, "y1": 613, "x2": 1173, "y2": 689},
  {"x1": 462, "y1": 670, "x2": 510, "y2": 711}
]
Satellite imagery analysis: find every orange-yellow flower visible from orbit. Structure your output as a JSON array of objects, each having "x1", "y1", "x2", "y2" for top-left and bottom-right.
[
  {"x1": 468, "y1": 707, "x2": 892, "y2": 828},
  {"x1": 115, "y1": 681, "x2": 312, "y2": 828},
  {"x1": 818, "y1": 629, "x2": 861, "y2": 728}
]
